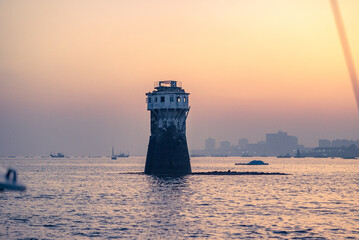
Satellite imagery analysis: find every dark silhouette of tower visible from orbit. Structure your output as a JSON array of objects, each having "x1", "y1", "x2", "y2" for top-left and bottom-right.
[{"x1": 145, "y1": 81, "x2": 191, "y2": 175}]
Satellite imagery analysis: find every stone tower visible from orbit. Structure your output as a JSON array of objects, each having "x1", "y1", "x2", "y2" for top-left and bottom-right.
[{"x1": 145, "y1": 81, "x2": 191, "y2": 175}]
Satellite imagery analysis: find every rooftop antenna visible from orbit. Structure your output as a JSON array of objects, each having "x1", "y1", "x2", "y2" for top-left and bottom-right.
[{"x1": 330, "y1": 0, "x2": 359, "y2": 112}]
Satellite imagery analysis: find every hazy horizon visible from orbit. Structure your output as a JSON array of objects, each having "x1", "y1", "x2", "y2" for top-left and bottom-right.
[{"x1": 1, "y1": 0, "x2": 359, "y2": 156}]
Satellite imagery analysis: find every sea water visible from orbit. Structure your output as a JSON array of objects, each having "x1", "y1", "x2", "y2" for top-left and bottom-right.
[{"x1": 0, "y1": 156, "x2": 358, "y2": 239}]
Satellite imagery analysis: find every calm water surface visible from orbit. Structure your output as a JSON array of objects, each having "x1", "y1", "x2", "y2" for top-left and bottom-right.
[{"x1": 1, "y1": 156, "x2": 358, "y2": 239}]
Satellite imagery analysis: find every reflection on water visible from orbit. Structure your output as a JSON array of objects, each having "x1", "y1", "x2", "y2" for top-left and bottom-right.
[
  {"x1": 0, "y1": 156, "x2": 358, "y2": 239},
  {"x1": 146, "y1": 175, "x2": 190, "y2": 203},
  {"x1": 143, "y1": 176, "x2": 194, "y2": 238}
]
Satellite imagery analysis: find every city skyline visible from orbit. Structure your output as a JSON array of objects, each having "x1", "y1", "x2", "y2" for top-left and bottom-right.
[
  {"x1": 2, "y1": 128, "x2": 359, "y2": 156},
  {"x1": 198, "y1": 132, "x2": 359, "y2": 150},
  {"x1": 192, "y1": 130, "x2": 359, "y2": 157}
]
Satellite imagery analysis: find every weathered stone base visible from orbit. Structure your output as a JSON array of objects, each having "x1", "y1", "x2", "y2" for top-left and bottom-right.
[{"x1": 145, "y1": 126, "x2": 191, "y2": 175}]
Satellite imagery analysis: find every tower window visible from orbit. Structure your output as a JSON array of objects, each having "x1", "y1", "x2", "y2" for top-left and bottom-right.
[
  {"x1": 161, "y1": 96, "x2": 165, "y2": 102},
  {"x1": 177, "y1": 96, "x2": 181, "y2": 102},
  {"x1": 170, "y1": 96, "x2": 174, "y2": 102},
  {"x1": 184, "y1": 97, "x2": 186, "y2": 102},
  {"x1": 155, "y1": 97, "x2": 157, "y2": 102},
  {"x1": 148, "y1": 97, "x2": 151, "y2": 103}
]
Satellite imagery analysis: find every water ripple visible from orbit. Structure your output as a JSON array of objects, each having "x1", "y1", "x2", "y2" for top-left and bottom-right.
[{"x1": 1, "y1": 156, "x2": 358, "y2": 239}]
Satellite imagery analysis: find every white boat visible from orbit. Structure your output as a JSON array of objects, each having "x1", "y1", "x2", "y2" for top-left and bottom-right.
[
  {"x1": 111, "y1": 146, "x2": 117, "y2": 160},
  {"x1": 50, "y1": 152, "x2": 65, "y2": 158},
  {"x1": 114, "y1": 152, "x2": 129, "y2": 158},
  {"x1": 111, "y1": 146, "x2": 129, "y2": 159}
]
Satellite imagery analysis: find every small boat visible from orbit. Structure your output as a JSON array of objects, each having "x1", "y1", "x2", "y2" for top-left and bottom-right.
[
  {"x1": 111, "y1": 146, "x2": 129, "y2": 159},
  {"x1": 114, "y1": 153, "x2": 129, "y2": 158},
  {"x1": 235, "y1": 160, "x2": 269, "y2": 165},
  {"x1": 111, "y1": 146, "x2": 117, "y2": 160},
  {"x1": 0, "y1": 168, "x2": 26, "y2": 191},
  {"x1": 50, "y1": 152, "x2": 65, "y2": 158}
]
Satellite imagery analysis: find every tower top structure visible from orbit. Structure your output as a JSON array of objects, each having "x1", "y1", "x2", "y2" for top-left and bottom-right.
[{"x1": 146, "y1": 80, "x2": 189, "y2": 111}]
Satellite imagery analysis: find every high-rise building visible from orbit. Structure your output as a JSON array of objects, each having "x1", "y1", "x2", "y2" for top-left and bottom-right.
[
  {"x1": 265, "y1": 131, "x2": 298, "y2": 155},
  {"x1": 319, "y1": 139, "x2": 331, "y2": 147},
  {"x1": 238, "y1": 138, "x2": 249, "y2": 148},
  {"x1": 205, "y1": 138, "x2": 216, "y2": 154},
  {"x1": 219, "y1": 141, "x2": 231, "y2": 150}
]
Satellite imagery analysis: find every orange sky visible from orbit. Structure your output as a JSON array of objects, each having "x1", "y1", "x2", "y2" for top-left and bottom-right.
[{"x1": 0, "y1": 0, "x2": 358, "y2": 155}]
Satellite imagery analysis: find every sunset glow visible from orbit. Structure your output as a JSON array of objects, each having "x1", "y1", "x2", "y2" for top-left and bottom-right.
[{"x1": 1, "y1": 0, "x2": 358, "y2": 155}]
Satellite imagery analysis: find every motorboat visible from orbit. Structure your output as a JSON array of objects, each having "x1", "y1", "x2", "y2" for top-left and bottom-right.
[{"x1": 50, "y1": 152, "x2": 65, "y2": 158}]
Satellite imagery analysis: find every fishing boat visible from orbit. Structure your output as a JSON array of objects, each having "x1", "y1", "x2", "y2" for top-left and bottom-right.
[
  {"x1": 115, "y1": 153, "x2": 129, "y2": 158},
  {"x1": 111, "y1": 146, "x2": 117, "y2": 160},
  {"x1": 50, "y1": 152, "x2": 65, "y2": 158}
]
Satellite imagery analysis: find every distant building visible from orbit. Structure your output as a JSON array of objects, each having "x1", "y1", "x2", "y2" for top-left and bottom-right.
[
  {"x1": 309, "y1": 147, "x2": 344, "y2": 157},
  {"x1": 219, "y1": 141, "x2": 230, "y2": 150},
  {"x1": 332, "y1": 139, "x2": 358, "y2": 148},
  {"x1": 191, "y1": 132, "x2": 359, "y2": 157},
  {"x1": 319, "y1": 139, "x2": 331, "y2": 147},
  {"x1": 307, "y1": 145, "x2": 359, "y2": 158},
  {"x1": 265, "y1": 131, "x2": 298, "y2": 155},
  {"x1": 191, "y1": 137, "x2": 216, "y2": 156},
  {"x1": 247, "y1": 141, "x2": 266, "y2": 156},
  {"x1": 205, "y1": 138, "x2": 216, "y2": 154},
  {"x1": 238, "y1": 138, "x2": 248, "y2": 148}
]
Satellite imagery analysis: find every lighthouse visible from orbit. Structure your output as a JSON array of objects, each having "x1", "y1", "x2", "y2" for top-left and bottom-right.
[{"x1": 145, "y1": 81, "x2": 191, "y2": 175}]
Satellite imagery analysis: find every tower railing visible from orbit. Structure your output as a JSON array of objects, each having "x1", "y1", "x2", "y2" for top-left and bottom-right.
[{"x1": 154, "y1": 81, "x2": 182, "y2": 88}]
